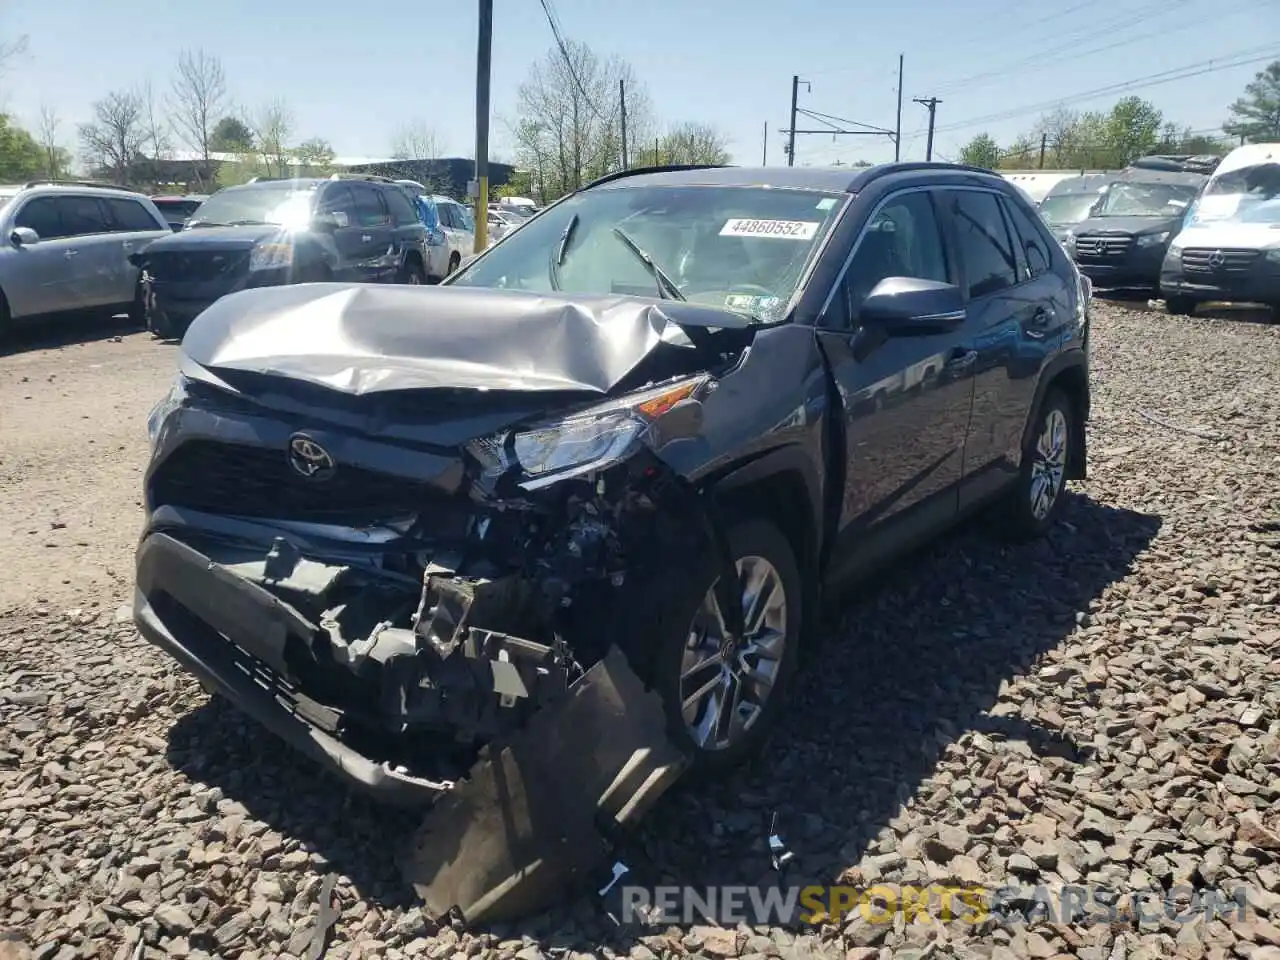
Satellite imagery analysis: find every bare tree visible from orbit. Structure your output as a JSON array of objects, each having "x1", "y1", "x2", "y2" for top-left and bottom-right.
[
  {"x1": 140, "y1": 81, "x2": 171, "y2": 160},
  {"x1": 390, "y1": 120, "x2": 442, "y2": 160},
  {"x1": 660, "y1": 122, "x2": 731, "y2": 166},
  {"x1": 511, "y1": 40, "x2": 655, "y2": 202},
  {"x1": 1033, "y1": 108, "x2": 1082, "y2": 167},
  {"x1": 37, "y1": 104, "x2": 67, "y2": 178},
  {"x1": 78, "y1": 89, "x2": 146, "y2": 184},
  {"x1": 169, "y1": 49, "x2": 227, "y2": 187},
  {"x1": 251, "y1": 99, "x2": 295, "y2": 178}
]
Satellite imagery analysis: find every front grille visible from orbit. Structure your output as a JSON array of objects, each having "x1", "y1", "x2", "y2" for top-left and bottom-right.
[
  {"x1": 1181, "y1": 248, "x2": 1261, "y2": 274},
  {"x1": 146, "y1": 250, "x2": 248, "y2": 283},
  {"x1": 1073, "y1": 235, "x2": 1134, "y2": 259},
  {"x1": 151, "y1": 439, "x2": 461, "y2": 522}
]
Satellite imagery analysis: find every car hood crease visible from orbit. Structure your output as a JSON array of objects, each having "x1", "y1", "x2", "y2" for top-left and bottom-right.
[{"x1": 181, "y1": 283, "x2": 755, "y2": 396}]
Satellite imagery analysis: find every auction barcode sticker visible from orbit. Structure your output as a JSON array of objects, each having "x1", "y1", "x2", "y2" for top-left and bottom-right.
[{"x1": 720, "y1": 219, "x2": 820, "y2": 240}]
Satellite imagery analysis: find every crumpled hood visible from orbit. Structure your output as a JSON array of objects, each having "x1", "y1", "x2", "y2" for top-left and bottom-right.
[
  {"x1": 1071, "y1": 214, "x2": 1180, "y2": 237},
  {"x1": 181, "y1": 283, "x2": 756, "y2": 396}
]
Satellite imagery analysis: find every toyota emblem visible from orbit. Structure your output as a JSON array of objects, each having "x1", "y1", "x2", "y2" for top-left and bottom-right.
[
  {"x1": 287, "y1": 433, "x2": 336, "y2": 480},
  {"x1": 1208, "y1": 249, "x2": 1226, "y2": 269}
]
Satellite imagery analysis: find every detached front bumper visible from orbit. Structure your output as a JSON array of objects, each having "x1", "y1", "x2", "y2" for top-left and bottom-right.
[{"x1": 134, "y1": 531, "x2": 451, "y2": 805}]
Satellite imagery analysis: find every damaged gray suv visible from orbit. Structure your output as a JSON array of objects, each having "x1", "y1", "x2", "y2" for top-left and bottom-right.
[{"x1": 135, "y1": 162, "x2": 1090, "y2": 912}]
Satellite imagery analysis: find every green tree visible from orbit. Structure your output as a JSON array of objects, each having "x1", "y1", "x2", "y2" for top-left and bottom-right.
[
  {"x1": 292, "y1": 137, "x2": 335, "y2": 175},
  {"x1": 660, "y1": 123, "x2": 731, "y2": 165},
  {"x1": 959, "y1": 132, "x2": 1001, "y2": 169},
  {"x1": 1103, "y1": 96, "x2": 1163, "y2": 167},
  {"x1": 1224, "y1": 59, "x2": 1280, "y2": 143},
  {"x1": 210, "y1": 116, "x2": 254, "y2": 152},
  {"x1": 0, "y1": 115, "x2": 45, "y2": 181}
]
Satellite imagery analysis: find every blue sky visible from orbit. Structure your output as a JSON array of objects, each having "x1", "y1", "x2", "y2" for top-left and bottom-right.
[{"x1": 4, "y1": 0, "x2": 1277, "y2": 169}]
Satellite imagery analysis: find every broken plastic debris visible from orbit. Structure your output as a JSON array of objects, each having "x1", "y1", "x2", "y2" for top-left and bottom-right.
[
  {"x1": 597, "y1": 861, "x2": 630, "y2": 896},
  {"x1": 768, "y1": 812, "x2": 794, "y2": 872}
]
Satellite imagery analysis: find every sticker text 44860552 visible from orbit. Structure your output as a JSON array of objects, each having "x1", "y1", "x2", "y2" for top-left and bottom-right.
[{"x1": 719, "y1": 219, "x2": 821, "y2": 240}]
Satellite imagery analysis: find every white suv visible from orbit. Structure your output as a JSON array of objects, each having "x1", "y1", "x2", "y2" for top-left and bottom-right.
[{"x1": 0, "y1": 180, "x2": 171, "y2": 334}]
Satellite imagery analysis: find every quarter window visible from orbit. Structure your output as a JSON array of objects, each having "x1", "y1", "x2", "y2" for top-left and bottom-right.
[{"x1": 947, "y1": 190, "x2": 1018, "y2": 298}]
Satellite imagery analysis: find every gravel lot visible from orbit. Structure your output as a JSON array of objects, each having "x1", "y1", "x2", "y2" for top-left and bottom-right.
[{"x1": 1, "y1": 302, "x2": 1279, "y2": 960}]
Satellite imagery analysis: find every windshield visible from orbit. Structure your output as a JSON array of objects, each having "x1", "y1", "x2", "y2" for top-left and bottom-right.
[
  {"x1": 1236, "y1": 199, "x2": 1280, "y2": 224},
  {"x1": 450, "y1": 184, "x2": 846, "y2": 322},
  {"x1": 188, "y1": 183, "x2": 318, "y2": 228},
  {"x1": 1206, "y1": 162, "x2": 1280, "y2": 199},
  {"x1": 1038, "y1": 193, "x2": 1099, "y2": 226},
  {"x1": 1094, "y1": 181, "x2": 1197, "y2": 218}
]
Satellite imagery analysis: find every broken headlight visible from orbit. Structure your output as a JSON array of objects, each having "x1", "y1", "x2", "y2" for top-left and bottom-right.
[
  {"x1": 467, "y1": 375, "x2": 708, "y2": 490},
  {"x1": 146, "y1": 375, "x2": 189, "y2": 450}
]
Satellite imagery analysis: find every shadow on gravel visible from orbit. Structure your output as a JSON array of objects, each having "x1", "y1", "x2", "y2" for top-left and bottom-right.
[
  {"x1": 1095, "y1": 289, "x2": 1277, "y2": 325},
  {"x1": 163, "y1": 490, "x2": 1161, "y2": 943},
  {"x1": 0, "y1": 311, "x2": 141, "y2": 358}
]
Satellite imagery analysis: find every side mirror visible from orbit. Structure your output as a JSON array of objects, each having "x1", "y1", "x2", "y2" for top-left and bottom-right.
[
  {"x1": 11, "y1": 227, "x2": 39, "y2": 246},
  {"x1": 860, "y1": 277, "x2": 966, "y2": 336}
]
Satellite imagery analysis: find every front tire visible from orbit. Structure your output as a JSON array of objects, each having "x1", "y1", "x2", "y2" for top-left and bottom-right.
[
  {"x1": 399, "y1": 259, "x2": 426, "y2": 285},
  {"x1": 447, "y1": 252, "x2": 461, "y2": 275},
  {"x1": 1165, "y1": 295, "x2": 1196, "y2": 316},
  {"x1": 999, "y1": 389, "x2": 1074, "y2": 542},
  {"x1": 126, "y1": 278, "x2": 146, "y2": 328},
  {"x1": 643, "y1": 519, "x2": 803, "y2": 780}
]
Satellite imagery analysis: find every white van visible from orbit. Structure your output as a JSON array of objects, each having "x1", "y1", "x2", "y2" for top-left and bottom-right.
[{"x1": 1159, "y1": 143, "x2": 1280, "y2": 317}]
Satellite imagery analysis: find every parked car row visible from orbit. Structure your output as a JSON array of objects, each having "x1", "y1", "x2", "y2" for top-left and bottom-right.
[{"x1": 1029, "y1": 144, "x2": 1280, "y2": 317}]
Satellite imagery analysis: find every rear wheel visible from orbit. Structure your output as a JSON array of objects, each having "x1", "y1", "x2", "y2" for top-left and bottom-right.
[
  {"x1": 999, "y1": 389, "x2": 1075, "y2": 542},
  {"x1": 0, "y1": 290, "x2": 10, "y2": 341},
  {"x1": 447, "y1": 252, "x2": 461, "y2": 275},
  {"x1": 126, "y1": 277, "x2": 146, "y2": 328},
  {"x1": 1165, "y1": 295, "x2": 1197, "y2": 316}
]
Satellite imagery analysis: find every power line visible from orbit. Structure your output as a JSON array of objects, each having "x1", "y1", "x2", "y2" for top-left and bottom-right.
[
  {"x1": 936, "y1": 0, "x2": 1262, "y2": 96},
  {"x1": 535, "y1": 0, "x2": 608, "y2": 125},
  {"x1": 933, "y1": 46, "x2": 1280, "y2": 135}
]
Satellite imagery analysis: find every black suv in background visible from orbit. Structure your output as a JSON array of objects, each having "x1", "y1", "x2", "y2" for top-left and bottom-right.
[
  {"x1": 136, "y1": 161, "x2": 1092, "y2": 815},
  {"x1": 131, "y1": 174, "x2": 429, "y2": 338}
]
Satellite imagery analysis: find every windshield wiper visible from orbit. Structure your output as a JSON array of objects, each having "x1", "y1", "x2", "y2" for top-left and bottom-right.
[
  {"x1": 547, "y1": 213, "x2": 579, "y2": 291},
  {"x1": 224, "y1": 219, "x2": 275, "y2": 226},
  {"x1": 611, "y1": 227, "x2": 685, "y2": 301}
]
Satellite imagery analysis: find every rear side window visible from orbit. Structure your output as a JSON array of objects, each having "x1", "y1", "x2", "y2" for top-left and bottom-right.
[
  {"x1": 106, "y1": 198, "x2": 162, "y2": 232},
  {"x1": 382, "y1": 187, "x2": 419, "y2": 227},
  {"x1": 56, "y1": 196, "x2": 111, "y2": 237},
  {"x1": 1001, "y1": 196, "x2": 1052, "y2": 279},
  {"x1": 15, "y1": 197, "x2": 65, "y2": 239},
  {"x1": 947, "y1": 190, "x2": 1018, "y2": 298},
  {"x1": 438, "y1": 203, "x2": 457, "y2": 229},
  {"x1": 349, "y1": 182, "x2": 390, "y2": 227}
]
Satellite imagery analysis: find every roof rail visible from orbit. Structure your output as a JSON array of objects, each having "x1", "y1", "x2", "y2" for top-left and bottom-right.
[
  {"x1": 22, "y1": 178, "x2": 134, "y2": 192},
  {"x1": 581, "y1": 163, "x2": 731, "y2": 191},
  {"x1": 327, "y1": 172, "x2": 398, "y2": 184}
]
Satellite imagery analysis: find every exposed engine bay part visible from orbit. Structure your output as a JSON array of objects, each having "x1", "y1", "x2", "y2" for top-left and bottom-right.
[{"x1": 401, "y1": 647, "x2": 689, "y2": 926}]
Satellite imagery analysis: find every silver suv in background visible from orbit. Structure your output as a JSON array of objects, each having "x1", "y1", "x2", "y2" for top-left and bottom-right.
[{"x1": 0, "y1": 180, "x2": 171, "y2": 334}]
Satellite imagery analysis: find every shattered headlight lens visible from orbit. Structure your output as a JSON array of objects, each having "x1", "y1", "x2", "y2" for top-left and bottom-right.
[
  {"x1": 468, "y1": 376, "x2": 708, "y2": 488},
  {"x1": 146, "y1": 375, "x2": 189, "y2": 450},
  {"x1": 249, "y1": 242, "x2": 293, "y2": 271}
]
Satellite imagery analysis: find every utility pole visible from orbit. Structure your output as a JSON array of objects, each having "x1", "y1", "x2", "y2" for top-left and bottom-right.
[
  {"x1": 1038, "y1": 132, "x2": 1047, "y2": 169},
  {"x1": 894, "y1": 54, "x2": 904, "y2": 162},
  {"x1": 787, "y1": 75, "x2": 800, "y2": 167},
  {"x1": 473, "y1": 0, "x2": 492, "y2": 253},
  {"x1": 619, "y1": 78, "x2": 629, "y2": 170},
  {"x1": 913, "y1": 96, "x2": 941, "y2": 161},
  {"x1": 762, "y1": 122, "x2": 768, "y2": 165}
]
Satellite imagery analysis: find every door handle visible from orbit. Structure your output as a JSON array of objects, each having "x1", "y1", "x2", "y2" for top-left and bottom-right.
[
  {"x1": 945, "y1": 348, "x2": 978, "y2": 371},
  {"x1": 64, "y1": 249, "x2": 79, "y2": 258},
  {"x1": 361, "y1": 234, "x2": 372, "y2": 243}
]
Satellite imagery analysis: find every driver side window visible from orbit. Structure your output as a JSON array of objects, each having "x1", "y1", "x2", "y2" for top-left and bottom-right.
[{"x1": 835, "y1": 190, "x2": 950, "y2": 329}]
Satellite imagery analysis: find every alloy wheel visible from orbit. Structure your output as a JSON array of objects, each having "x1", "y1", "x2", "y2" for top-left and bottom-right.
[
  {"x1": 679, "y1": 556, "x2": 788, "y2": 752},
  {"x1": 1030, "y1": 407, "x2": 1068, "y2": 520}
]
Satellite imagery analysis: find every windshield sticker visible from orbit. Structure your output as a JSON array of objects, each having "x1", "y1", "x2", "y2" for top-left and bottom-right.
[
  {"x1": 816, "y1": 198, "x2": 838, "y2": 210},
  {"x1": 725, "y1": 294, "x2": 782, "y2": 314},
  {"x1": 720, "y1": 218, "x2": 820, "y2": 240}
]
